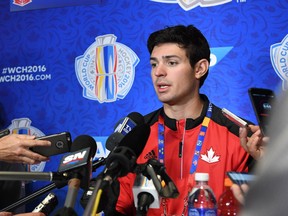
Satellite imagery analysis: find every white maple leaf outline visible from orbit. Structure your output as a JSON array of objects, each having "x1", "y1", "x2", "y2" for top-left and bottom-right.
[{"x1": 201, "y1": 147, "x2": 220, "y2": 163}]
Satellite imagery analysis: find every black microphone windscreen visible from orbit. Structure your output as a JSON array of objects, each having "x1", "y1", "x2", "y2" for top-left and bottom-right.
[
  {"x1": 104, "y1": 124, "x2": 150, "y2": 178},
  {"x1": 118, "y1": 124, "x2": 150, "y2": 157},
  {"x1": 71, "y1": 135, "x2": 97, "y2": 158},
  {"x1": 113, "y1": 112, "x2": 144, "y2": 131},
  {"x1": 105, "y1": 133, "x2": 123, "y2": 151},
  {"x1": 106, "y1": 112, "x2": 145, "y2": 151},
  {"x1": 127, "y1": 112, "x2": 145, "y2": 125}
]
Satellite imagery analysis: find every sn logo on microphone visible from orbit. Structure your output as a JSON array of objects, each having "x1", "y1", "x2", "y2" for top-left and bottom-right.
[{"x1": 62, "y1": 150, "x2": 87, "y2": 165}]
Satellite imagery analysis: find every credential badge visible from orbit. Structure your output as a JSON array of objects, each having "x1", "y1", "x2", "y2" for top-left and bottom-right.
[{"x1": 75, "y1": 34, "x2": 139, "y2": 103}]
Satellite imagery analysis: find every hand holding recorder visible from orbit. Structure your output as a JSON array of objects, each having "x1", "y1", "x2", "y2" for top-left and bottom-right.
[
  {"x1": 0, "y1": 132, "x2": 51, "y2": 164},
  {"x1": 31, "y1": 132, "x2": 72, "y2": 157},
  {"x1": 0, "y1": 130, "x2": 72, "y2": 164}
]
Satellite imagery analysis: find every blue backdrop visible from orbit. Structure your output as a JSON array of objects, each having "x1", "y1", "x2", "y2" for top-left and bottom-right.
[{"x1": 0, "y1": 0, "x2": 287, "y2": 214}]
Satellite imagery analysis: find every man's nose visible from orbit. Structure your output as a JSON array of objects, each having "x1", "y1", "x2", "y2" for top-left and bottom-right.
[{"x1": 154, "y1": 64, "x2": 166, "y2": 76}]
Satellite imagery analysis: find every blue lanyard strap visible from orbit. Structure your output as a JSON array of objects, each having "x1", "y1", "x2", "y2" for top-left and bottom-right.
[
  {"x1": 158, "y1": 102, "x2": 213, "y2": 173},
  {"x1": 158, "y1": 121, "x2": 165, "y2": 164},
  {"x1": 190, "y1": 102, "x2": 212, "y2": 173}
]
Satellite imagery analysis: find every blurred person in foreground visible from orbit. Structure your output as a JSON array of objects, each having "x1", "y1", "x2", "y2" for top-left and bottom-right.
[
  {"x1": 231, "y1": 91, "x2": 288, "y2": 216},
  {"x1": 229, "y1": 123, "x2": 269, "y2": 205}
]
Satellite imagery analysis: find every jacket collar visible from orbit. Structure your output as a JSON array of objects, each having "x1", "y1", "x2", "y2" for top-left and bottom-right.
[{"x1": 160, "y1": 94, "x2": 210, "y2": 131}]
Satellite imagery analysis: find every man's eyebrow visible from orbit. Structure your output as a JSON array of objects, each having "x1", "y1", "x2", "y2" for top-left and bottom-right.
[
  {"x1": 150, "y1": 55, "x2": 180, "y2": 61},
  {"x1": 162, "y1": 55, "x2": 180, "y2": 59},
  {"x1": 150, "y1": 57, "x2": 158, "y2": 61}
]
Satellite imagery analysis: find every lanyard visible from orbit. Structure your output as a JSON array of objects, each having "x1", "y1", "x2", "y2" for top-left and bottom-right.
[{"x1": 158, "y1": 102, "x2": 212, "y2": 174}]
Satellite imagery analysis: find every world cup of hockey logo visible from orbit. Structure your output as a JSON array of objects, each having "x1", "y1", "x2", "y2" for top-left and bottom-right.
[
  {"x1": 150, "y1": 0, "x2": 232, "y2": 11},
  {"x1": 270, "y1": 34, "x2": 288, "y2": 91},
  {"x1": 178, "y1": 0, "x2": 231, "y2": 10},
  {"x1": 75, "y1": 34, "x2": 139, "y2": 103}
]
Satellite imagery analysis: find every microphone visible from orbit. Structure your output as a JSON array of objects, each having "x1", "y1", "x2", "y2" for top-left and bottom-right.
[
  {"x1": 92, "y1": 157, "x2": 106, "y2": 172},
  {"x1": 136, "y1": 159, "x2": 179, "y2": 199},
  {"x1": 103, "y1": 122, "x2": 150, "y2": 183},
  {"x1": 133, "y1": 174, "x2": 160, "y2": 215},
  {"x1": 70, "y1": 134, "x2": 97, "y2": 159},
  {"x1": 83, "y1": 113, "x2": 150, "y2": 215},
  {"x1": 132, "y1": 159, "x2": 179, "y2": 215},
  {"x1": 106, "y1": 112, "x2": 145, "y2": 151},
  {"x1": 0, "y1": 171, "x2": 67, "y2": 182},
  {"x1": 58, "y1": 135, "x2": 97, "y2": 190},
  {"x1": 32, "y1": 192, "x2": 58, "y2": 215},
  {"x1": 54, "y1": 135, "x2": 97, "y2": 216}
]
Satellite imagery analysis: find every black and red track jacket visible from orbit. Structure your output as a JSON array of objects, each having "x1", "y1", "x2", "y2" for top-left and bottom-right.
[{"x1": 115, "y1": 94, "x2": 253, "y2": 216}]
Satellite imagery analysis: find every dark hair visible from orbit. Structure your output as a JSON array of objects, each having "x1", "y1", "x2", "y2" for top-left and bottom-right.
[{"x1": 147, "y1": 25, "x2": 210, "y2": 88}]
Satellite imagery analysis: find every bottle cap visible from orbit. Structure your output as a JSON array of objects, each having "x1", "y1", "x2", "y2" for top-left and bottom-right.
[
  {"x1": 195, "y1": 173, "x2": 209, "y2": 181},
  {"x1": 224, "y1": 177, "x2": 233, "y2": 187}
]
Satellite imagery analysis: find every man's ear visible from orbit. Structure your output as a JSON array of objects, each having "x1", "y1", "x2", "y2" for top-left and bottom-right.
[{"x1": 194, "y1": 59, "x2": 209, "y2": 79}]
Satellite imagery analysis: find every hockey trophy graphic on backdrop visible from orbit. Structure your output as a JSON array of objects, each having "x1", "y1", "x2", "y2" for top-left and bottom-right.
[{"x1": 75, "y1": 34, "x2": 139, "y2": 103}]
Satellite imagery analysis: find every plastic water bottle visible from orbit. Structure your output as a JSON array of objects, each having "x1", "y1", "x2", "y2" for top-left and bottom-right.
[
  {"x1": 188, "y1": 173, "x2": 217, "y2": 216},
  {"x1": 217, "y1": 178, "x2": 240, "y2": 216}
]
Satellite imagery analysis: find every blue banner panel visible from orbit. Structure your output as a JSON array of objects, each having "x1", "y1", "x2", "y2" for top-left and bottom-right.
[
  {"x1": 1, "y1": 0, "x2": 287, "y2": 214},
  {"x1": 10, "y1": 0, "x2": 102, "y2": 11}
]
